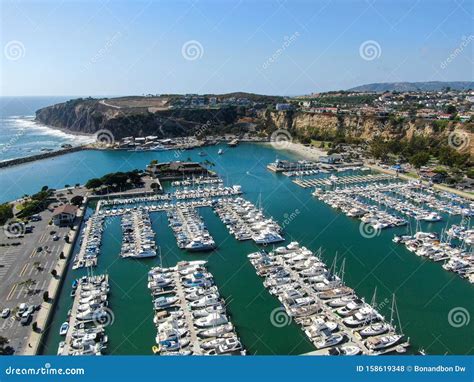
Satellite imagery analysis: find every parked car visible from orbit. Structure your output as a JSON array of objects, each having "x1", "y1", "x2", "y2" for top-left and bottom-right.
[
  {"x1": 20, "y1": 314, "x2": 31, "y2": 326},
  {"x1": 53, "y1": 235, "x2": 60, "y2": 241},
  {"x1": 18, "y1": 303, "x2": 27, "y2": 314},
  {"x1": 1, "y1": 308, "x2": 10, "y2": 318},
  {"x1": 30, "y1": 215, "x2": 42, "y2": 222}
]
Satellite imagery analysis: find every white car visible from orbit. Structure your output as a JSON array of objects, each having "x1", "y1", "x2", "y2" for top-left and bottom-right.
[{"x1": 1, "y1": 308, "x2": 10, "y2": 318}]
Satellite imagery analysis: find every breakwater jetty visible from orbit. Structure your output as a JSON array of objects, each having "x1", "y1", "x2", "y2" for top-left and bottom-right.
[{"x1": 0, "y1": 145, "x2": 92, "y2": 169}]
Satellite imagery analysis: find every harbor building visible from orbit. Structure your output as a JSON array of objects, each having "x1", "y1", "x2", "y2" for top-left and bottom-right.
[
  {"x1": 52, "y1": 204, "x2": 78, "y2": 226},
  {"x1": 146, "y1": 161, "x2": 214, "y2": 180}
]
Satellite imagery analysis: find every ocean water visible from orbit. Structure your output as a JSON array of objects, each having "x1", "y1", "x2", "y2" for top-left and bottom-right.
[
  {"x1": 0, "y1": 97, "x2": 93, "y2": 162},
  {"x1": 0, "y1": 98, "x2": 472, "y2": 356}
]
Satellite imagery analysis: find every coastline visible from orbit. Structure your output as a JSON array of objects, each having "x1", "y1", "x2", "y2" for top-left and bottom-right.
[
  {"x1": 260, "y1": 141, "x2": 326, "y2": 161},
  {"x1": 264, "y1": 141, "x2": 474, "y2": 200},
  {"x1": 33, "y1": 119, "x2": 95, "y2": 138}
]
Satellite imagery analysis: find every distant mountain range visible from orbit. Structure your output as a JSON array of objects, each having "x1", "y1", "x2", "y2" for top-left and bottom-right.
[{"x1": 348, "y1": 81, "x2": 474, "y2": 93}]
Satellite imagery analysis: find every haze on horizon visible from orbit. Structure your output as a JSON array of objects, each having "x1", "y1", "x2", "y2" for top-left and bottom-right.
[{"x1": 1, "y1": 0, "x2": 473, "y2": 97}]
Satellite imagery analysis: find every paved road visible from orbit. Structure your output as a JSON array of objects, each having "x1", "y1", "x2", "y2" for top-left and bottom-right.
[{"x1": 0, "y1": 187, "x2": 87, "y2": 354}]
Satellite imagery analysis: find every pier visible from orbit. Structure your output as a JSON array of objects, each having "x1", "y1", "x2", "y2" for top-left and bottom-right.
[
  {"x1": 72, "y1": 215, "x2": 104, "y2": 269},
  {"x1": 248, "y1": 243, "x2": 410, "y2": 355},
  {"x1": 293, "y1": 173, "x2": 395, "y2": 188},
  {"x1": 148, "y1": 261, "x2": 244, "y2": 355},
  {"x1": 59, "y1": 274, "x2": 110, "y2": 355}
]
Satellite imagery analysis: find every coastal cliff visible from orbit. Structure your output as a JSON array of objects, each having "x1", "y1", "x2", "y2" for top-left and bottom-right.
[
  {"x1": 36, "y1": 98, "x2": 473, "y2": 155},
  {"x1": 262, "y1": 110, "x2": 474, "y2": 155},
  {"x1": 35, "y1": 98, "x2": 247, "y2": 139}
]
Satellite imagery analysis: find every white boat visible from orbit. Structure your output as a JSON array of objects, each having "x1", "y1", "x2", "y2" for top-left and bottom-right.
[
  {"x1": 314, "y1": 333, "x2": 345, "y2": 349},
  {"x1": 218, "y1": 149, "x2": 224, "y2": 155},
  {"x1": 328, "y1": 345, "x2": 361, "y2": 355},
  {"x1": 335, "y1": 299, "x2": 365, "y2": 317},
  {"x1": 201, "y1": 336, "x2": 240, "y2": 350},
  {"x1": 154, "y1": 296, "x2": 178, "y2": 309},
  {"x1": 192, "y1": 304, "x2": 226, "y2": 318},
  {"x1": 253, "y1": 230, "x2": 284, "y2": 244},
  {"x1": 342, "y1": 307, "x2": 381, "y2": 327},
  {"x1": 359, "y1": 322, "x2": 391, "y2": 337},
  {"x1": 195, "y1": 313, "x2": 228, "y2": 328},
  {"x1": 185, "y1": 238, "x2": 216, "y2": 252},
  {"x1": 205, "y1": 339, "x2": 243, "y2": 355},
  {"x1": 189, "y1": 294, "x2": 220, "y2": 308},
  {"x1": 340, "y1": 345, "x2": 361, "y2": 355},
  {"x1": 198, "y1": 323, "x2": 234, "y2": 338},
  {"x1": 59, "y1": 322, "x2": 69, "y2": 336},
  {"x1": 366, "y1": 335, "x2": 403, "y2": 351}
]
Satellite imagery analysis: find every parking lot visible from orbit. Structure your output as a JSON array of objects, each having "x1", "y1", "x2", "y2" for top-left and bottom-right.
[{"x1": 0, "y1": 186, "x2": 87, "y2": 354}]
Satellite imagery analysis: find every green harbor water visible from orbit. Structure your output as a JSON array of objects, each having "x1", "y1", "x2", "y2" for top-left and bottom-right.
[{"x1": 31, "y1": 143, "x2": 473, "y2": 355}]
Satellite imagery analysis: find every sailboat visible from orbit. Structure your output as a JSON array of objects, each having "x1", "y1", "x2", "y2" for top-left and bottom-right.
[
  {"x1": 365, "y1": 294, "x2": 406, "y2": 352},
  {"x1": 359, "y1": 288, "x2": 390, "y2": 337}
]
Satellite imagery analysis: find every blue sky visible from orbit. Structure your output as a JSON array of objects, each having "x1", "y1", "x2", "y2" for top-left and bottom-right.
[{"x1": 1, "y1": 0, "x2": 473, "y2": 96}]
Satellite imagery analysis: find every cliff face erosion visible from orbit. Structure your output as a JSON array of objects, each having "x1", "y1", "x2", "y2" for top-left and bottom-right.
[
  {"x1": 262, "y1": 110, "x2": 473, "y2": 155},
  {"x1": 36, "y1": 98, "x2": 473, "y2": 155},
  {"x1": 35, "y1": 98, "x2": 245, "y2": 139}
]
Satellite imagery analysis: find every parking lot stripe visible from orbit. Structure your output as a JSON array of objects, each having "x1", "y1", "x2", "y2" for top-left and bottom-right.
[
  {"x1": 6, "y1": 284, "x2": 17, "y2": 301},
  {"x1": 19, "y1": 264, "x2": 28, "y2": 277}
]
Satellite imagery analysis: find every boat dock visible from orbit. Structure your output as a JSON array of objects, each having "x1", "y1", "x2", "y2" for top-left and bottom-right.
[
  {"x1": 314, "y1": 189, "x2": 407, "y2": 231},
  {"x1": 167, "y1": 206, "x2": 216, "y2": 251},
  {"x1": 148, "y1": 261, "x2": 244, "y2": 355},
  {"x1": 171, "y1": 177, "x2": 222, "y2": 187},
  {"x1": 293, "y1": 174, "x2": 395, "y2": 188},
  {"x1": 214, "y1": 197, "x2": 284, "y2": 244},
  {"x1": 72, "y1": 215, "x2": 105, "y2": 269},
  {"x1": 59, "y1": 274, "x2": 110, "y2": 356},
  {"x1": 248, "y1": 243, "x2": 410, "y2": 355},
  {"x1": 267, "y1": 159, "x2": 320, "y2": 173},
  {"x1": 120, "y1": 208, "x2": 156, "y2": 258}
]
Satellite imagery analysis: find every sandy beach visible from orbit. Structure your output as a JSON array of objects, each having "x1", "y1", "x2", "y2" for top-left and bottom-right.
[{"x1": 261, "y1": 141, "x2": 327, "y2": 161}]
